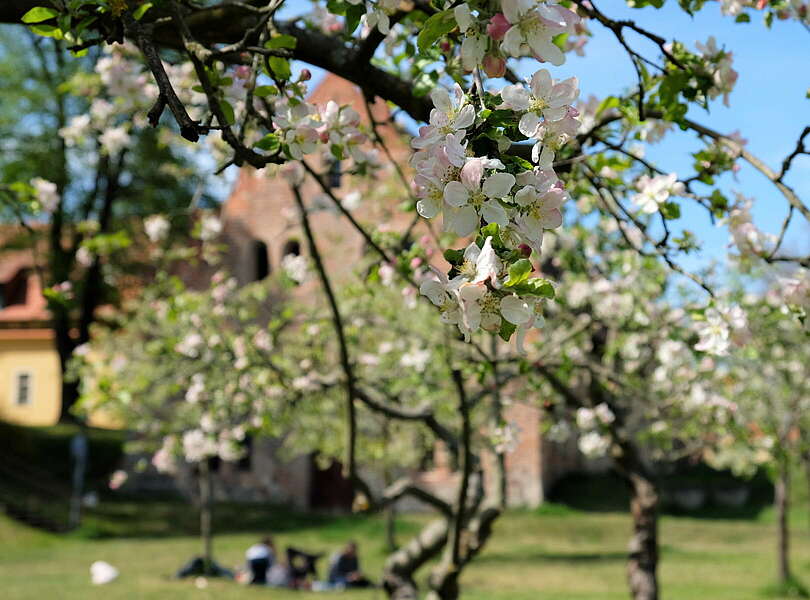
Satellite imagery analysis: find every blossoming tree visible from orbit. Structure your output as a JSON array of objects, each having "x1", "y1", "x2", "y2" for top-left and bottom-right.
[
  {"x1": 3, "y1": 0, "x2": 809, "y2": 598},
  {"x1": 0, "y1": 33, "x2": 210, "y2": 420}
]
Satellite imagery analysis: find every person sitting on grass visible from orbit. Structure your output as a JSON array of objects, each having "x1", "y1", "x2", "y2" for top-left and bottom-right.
[
  {"x1": 327, "y1": 541, "x2": 372, "y2": 588},
  {"x1": 245, "y1": 536, "x2": 275, "y2": 585}
]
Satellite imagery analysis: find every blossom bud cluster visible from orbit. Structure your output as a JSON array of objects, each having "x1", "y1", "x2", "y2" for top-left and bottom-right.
[
  {"x1": 694, "y1": 302, "x2": 749, "y2": 356},
  {"x1": 271, "y1": 85, "x2": 378, "y2": 167},
  {"x1": 412, "y1": 69, "x2": 579, "y2": 347}
]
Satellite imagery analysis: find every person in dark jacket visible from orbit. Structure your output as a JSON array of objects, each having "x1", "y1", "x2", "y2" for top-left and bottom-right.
[{"x1": 327, "y1": 541, "x2": 372, "y2": 588}]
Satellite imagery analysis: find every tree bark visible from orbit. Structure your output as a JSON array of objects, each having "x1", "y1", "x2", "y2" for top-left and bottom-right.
[
  {"x1": 198, "y1": 460, "x2": 214, "y2": 571},
  {"x1": 382, "y1": 519, "x2": 449, "y2": 600},
  {"x1": 626, "y1": 471, "x2": 659, "y2": 600},
  {"x1": 775, "y1": 461, "x2": 791, "y2": 586}
]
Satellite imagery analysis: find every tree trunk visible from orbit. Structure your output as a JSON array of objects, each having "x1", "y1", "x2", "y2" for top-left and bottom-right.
[
  {"x1": 385, "y1": 504, "x2": 398, "y2": 552},
  {"x1": 627, "y1": 472, "x2": 659, "y2": 600},
  {"x1": 382, "y1": 519, "x2": 448, "y2": 599},
  {"x1": 198, "y1": 460, "x2": 214, "y2": 571},
  {"x1": 775, "y1": 462, "x2": 791, "y2": 586}
]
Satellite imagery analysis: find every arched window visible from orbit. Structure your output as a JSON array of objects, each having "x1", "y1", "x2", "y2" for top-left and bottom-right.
[
  {"x1": 253, "y1": 240, "x2": 269, "y2": 280},
  {"x1": 282, "y1": 239, "x2": 301, "y2": 257}
]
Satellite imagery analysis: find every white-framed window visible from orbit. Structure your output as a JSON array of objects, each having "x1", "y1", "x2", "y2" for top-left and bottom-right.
[{"x1": 14, "y1": 371, "x2": 32, "y2": 406}]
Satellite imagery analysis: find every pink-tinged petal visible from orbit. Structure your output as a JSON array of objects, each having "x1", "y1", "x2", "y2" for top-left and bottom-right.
[
  {"x1": 444, "y1": 181, "x2": 470, "y2": 207},
  {"x1": 500, "y1": 84, "x2": 531, "y2": 111},
  {"x1": 541, "y1": 207, "x2": 563, "y2": 229},
  {"x1": 530, "y1": 68, "x2": 552, "y2": 100},
  {"x1": 541, "y1": 188, "x2": 566, "y2": 210},
  {"x1": 550, "y1": 77, "x2": 579, "y2": 107},
  {"x1": 487, "y1": 13, "x2": 511, "y2": 40},
  {"x1": 444, "y1": 133, "x2": 467, "y2": 168},
  {"x1": 474, "y1": 236, "x2": 502, "y2": 286},
  {"x1": 482, "y1": 199, "x2": 509, "y2": 228},
  {"x1": 483, "y1": 54, "x2": 506, "y2": 78},
  {"x1": 460, "y1": 158, "x2": 484, "y2": 191},
  {"x1": 528, "y1": 34, "x2": 564, "y2": 66},
  {"x1": 542, "y1": 106, "x2": 568, "y2": 122},
  {"x1": 518, "y1": 112, "x2": 542, "y2": 138},
  {"x1": 482, "y1": 172, "x2": 516, "y2": 198}
]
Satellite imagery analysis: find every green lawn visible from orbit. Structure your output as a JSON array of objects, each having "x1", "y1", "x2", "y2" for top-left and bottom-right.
[{"x1": 1, "y1": 501, "x2": 809, "y2": 599}]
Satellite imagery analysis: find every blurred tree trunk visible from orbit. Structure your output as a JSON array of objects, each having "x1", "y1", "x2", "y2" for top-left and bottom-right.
[
  {"x1": 198, "y1": 460, "x2": 214, "y2": 571},
  {"x1": 626, "y1": 471, "x2": 659, "y2": 600},
  {"x1": 775, "y1": 461, "x2": 791, "y2": 586}
]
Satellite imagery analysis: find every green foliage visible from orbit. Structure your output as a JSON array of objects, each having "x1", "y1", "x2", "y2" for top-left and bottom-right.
[{"x1": 417, "y1": 10, "x2": 456, "y2": 53}]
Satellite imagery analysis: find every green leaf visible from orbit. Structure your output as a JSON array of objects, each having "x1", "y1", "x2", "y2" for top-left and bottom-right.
[
  {"x1": 499, "y1": 319, "x2": 517, "y2": 342},
  {"x1": 660, "y1": 201, "x2": 681, "y2": 220},
  {"x1": 219, "y1": 100, "x2": 235, "y2": 126},
  {"x1": 734, "y1": 13, "x2": 750, "y2": 23},
  {"x1": 330, "y1": 144, "x2": 345, "y2": 161},
  {"x1": 132, "y1": 2, "x2": 153, "y2": 20},
  {"x1": 267, "y1": 56, "x2": 291, "y2": 81},
  {"x1": 345, "y1": 3, "x2": 365, "y2": 34},
  {"x1": 255, "y1": 133, "x2": 281, "y2": 152},
  {"x1": 417, "y1": 10, "x2": 456, "y2": 53},
  {"x1": 265, "y1": 34, "x2": 297, "y2": 50},
  {"x1": 510, "y1": 278, "x2": 555, "y2": 299},
  {"x1": 29, "y1": 23, "x2": 62, "y2": 38},
  {"x1": 253, "y1": 85, "x2": 279, "y2": 97},
  {"x1": 443, "y1": 249, "x2": 465, "y2": 265},
  {"x1": 504, "y1": 259, "x2": 533, "y2": 288},
  {"x1": 21, "y1": 6, "x2": 58, "y2": 23}
]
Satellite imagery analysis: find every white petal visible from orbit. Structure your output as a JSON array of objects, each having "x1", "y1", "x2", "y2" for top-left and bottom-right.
[
  {"x1": 518, "y1": 112, "x2": 542, "y2": 138},
  {"x1": 482, "y1": 199, "x2": 509, "y2": 228},
  {"x1": 420, "y1": 280, "x2": 446, "y2": 306},
  {"x1": 454, "y1": 4, "x2": 474, "y2": 32},
  {"x1": 447, "y1": 205, "x2": 479, "y2": 236},
  {"x1": 454, "y1": 104, "x2": 476, "y2": 130},
  {"x1": 482, "y1": 172, "x2": 516, "y2": 198},
  {"x1": 514, "y1": 185, "x2": 536, "y2": 207},
  {"x1": 501, "y1": 0, "x2": 521, "y2": 24},
  {"x1": 530, "y1": 69, "x2": 552, "y2": 100},
  {"x1": 417, "y1": 196, "x2": 441, "y2": 219},
  {"x1": 528, "y1": 33, "x2": 565, "y2": 66},
  {"x1": 500, "y1": 295, "x2": 533, "y2": 325},
  {"x1": 431, "y1": 88, "x2": 452, "y2": 113},
  {"x1": 500, "y1": 85, "x2": 531, "y2": 111},
  {"x1": 444, "y1": 181, "x2": 470, "y2": 208}
]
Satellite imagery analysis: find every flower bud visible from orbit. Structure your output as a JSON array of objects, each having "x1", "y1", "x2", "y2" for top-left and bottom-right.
[
  {"x1": 518, "y1": 244, "x2": 532, "y2": 257},
  {"x1": 299, "y1": 69, "x2": 312, "y2": 82},
  {"x1": 487, "y1": 14, "x2": 510, "y2": 41},
  {"x1": 483, "y1": 54, "x2": 506, "y2": 78}
]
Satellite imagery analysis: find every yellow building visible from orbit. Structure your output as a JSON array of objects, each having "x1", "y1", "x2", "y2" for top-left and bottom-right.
[{"x1": 0, "y1": 256, "x2": 63, "y2": 425}]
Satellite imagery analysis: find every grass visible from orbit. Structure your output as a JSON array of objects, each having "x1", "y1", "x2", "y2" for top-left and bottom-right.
[{"x1": 2, "y1": 500, "x2": 810, "y2": 600}]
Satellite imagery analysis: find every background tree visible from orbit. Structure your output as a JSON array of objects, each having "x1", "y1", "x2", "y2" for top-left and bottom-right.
[{"x1": 0, "y1": 28, "x2": 213, "y2": 421}]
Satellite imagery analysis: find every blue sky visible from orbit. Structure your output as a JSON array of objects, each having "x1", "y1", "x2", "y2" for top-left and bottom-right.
[{"x1": 273, "y1": 1, "x2": 809, "y2": 281}]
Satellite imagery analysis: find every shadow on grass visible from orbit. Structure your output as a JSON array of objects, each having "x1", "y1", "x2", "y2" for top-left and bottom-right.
[
  {"x1": 478, "y1": 549, "x2": 627, "y2": 565},
  {"x1": 72, "y1": 498, "x2": 407, "y2": 541},
  {"x1": 761, "y1": 576, "x2": 810, "y2": 598},
  {"x1": 546, "y1": 470, "x2": 772, "y2": 521}
]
